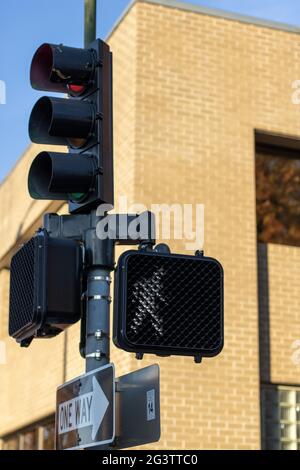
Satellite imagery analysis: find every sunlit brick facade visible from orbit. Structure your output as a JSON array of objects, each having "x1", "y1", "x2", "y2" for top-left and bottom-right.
[{"x1": 1, "y1": 0, "x2": 300, "y2": 450}]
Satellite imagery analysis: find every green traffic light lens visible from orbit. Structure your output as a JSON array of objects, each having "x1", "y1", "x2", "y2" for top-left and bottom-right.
[{"x1": 69, "y1": 193, "x2": 86, "y2": 202}]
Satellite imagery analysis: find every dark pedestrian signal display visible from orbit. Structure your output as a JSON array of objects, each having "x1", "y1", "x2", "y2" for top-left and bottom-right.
[
  {"x1": 9, "y1": 230, "x2": 82, "y2": 346},
  {"x1": 113, "y1": 251, "x2": 224, "y2": 362}
]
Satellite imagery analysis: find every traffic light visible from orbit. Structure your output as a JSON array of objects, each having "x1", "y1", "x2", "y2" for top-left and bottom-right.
[
  {"x1": 28, "y1": 40, "x2": 113, "y2": 213},
  {"x1": 9, "y1": 230, "x2": 82, "y2": 346},
  {"x1": 113, "y1": 250, "x2": 224, "y2": 361}
]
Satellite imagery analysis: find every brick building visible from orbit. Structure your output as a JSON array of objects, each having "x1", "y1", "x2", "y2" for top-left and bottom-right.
[{"x1": 0, "y1": 0, "x2": 300, "y2": 450}]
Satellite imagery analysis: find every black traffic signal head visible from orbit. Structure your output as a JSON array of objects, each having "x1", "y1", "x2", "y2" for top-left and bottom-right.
[
  {"x1": 30, "y1": 43, "x2": 95, "y2": 94},
  {"x1": 29, "y1": 97, "x2": 95, "y2": 147},
  {"x1": 9, "y1": 230, "x2": 82, "y2": 346},
  {"x1": 113, "y1": 250, "x2": 224, "y2": 362},
  {"x1": 28, "y1": 40, "x2": 113, "y2": 213},
  {"x1": 28, "y1": 151, "x2": 97, "y2": 201}
]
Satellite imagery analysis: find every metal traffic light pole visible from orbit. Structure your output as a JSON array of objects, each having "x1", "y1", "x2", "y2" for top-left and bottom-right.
[
  {"x1": 84, "y1": 216, "x2": 114, "y2": 373},
  {"x1": 85, "y1": 0, "x2": 97, "y2": 47},
  {"x1": 82, "y1": 0, "x2": 113, "y2": 375}
]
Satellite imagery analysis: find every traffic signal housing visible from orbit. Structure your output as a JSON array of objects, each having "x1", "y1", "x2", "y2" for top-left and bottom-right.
[
  {"x1": 9, "y1": 230, "x2": 82, "y2": 346},
  {"x1": 113, "y1": 250, "x2": 224, "y2": 361},
  {"x1": 28, "y1": 40, "x2": 113, "y2": 213}
]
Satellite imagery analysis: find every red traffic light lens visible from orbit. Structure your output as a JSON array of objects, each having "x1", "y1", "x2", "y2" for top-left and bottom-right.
[{"x1": 68, "y1": 84, "x2": 86, "y2": 96}]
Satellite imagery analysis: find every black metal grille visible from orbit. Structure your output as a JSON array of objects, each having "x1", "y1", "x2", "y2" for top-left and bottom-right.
[
  {"x1": 9, "y1": 238, "x2": 36, "y2": 336},
  {"x1": 125, "y1": 254, "x2": 223, "y2": 351}
]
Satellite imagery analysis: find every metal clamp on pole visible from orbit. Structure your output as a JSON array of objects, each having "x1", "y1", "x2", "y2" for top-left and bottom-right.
[
  {"x1": 89, "y1": 275, "x2": 112, "y2": 283},
  {"x1": 85, "y1": 350, "x2": 106, "y2": 361},
  {"x1": 94, "y1": 329, "x2": 107, "y2": 340},
  {"x1": 87, "y1": 294, "x2": 112, "y2": 302}
]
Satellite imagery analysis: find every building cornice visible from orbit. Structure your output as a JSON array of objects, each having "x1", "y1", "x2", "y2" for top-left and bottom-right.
[{"x1": 107, "y1": 0, "x2": 300, "y2": 40}]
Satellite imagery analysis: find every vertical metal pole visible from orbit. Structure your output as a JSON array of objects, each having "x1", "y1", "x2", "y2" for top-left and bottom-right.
[
  {"x1": 84, "y1": 0, "x2": 97, "y2": 47},
  {"x1": 84, "y1": 218, "x2": 114, "y2": 450},
  {"x1": 83, "y1": 1, "x2": 115, "y2": 447},
  {"x1": 85, "y1": 267, "x2": 111, "y2": 372},
  {"x1": 83, "y1": 0, "x2": 113, "y2": 375}
]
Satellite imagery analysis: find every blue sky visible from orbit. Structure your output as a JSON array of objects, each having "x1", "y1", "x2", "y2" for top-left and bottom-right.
[{"x1": 0, "y1": 0, "x2": 300, "y2": 182}]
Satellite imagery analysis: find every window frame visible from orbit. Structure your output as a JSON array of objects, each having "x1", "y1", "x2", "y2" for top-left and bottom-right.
[
  {"x1": 262, "y1": 384, "x2": 300, "y2": 450},
  {"x1": 1, "y1": 415, "x2": 55, "y2": 451}
]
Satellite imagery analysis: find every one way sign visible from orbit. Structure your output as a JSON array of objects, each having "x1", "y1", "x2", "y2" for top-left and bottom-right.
[{"x1": 56, "y1": 364, "x2": 115, "y2": 450}]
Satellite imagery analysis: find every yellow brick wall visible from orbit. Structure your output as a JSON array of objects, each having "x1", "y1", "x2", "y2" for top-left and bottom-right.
[
  {"x1": 0, "y1": 0, "x2": 300, "y2": 449},
  {"x1": 130, "y1": 1, "x2": 300, "y2": 449}
]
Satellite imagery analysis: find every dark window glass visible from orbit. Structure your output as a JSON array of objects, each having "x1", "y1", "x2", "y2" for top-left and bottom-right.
[
  {"x1": 42, "y1": 422, "x2": 55, "y2": 450},
  {"x1": 2, "y1": 416, "x2": 55, "y2": 450},
  {"x1": 256, "y1": 148, "x2": 300, "y2": 246}
]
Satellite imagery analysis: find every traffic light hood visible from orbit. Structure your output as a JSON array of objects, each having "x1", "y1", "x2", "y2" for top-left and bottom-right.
[{"x1": 30, "y1": 43, "x2": 95, "y2": 93}]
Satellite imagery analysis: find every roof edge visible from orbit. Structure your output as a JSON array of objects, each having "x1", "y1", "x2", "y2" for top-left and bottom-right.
[{"x1": 106, "y1": 0, "x2": 300, "y2": 41}]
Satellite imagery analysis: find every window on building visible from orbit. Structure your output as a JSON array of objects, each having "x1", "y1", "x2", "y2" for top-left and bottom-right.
[
  {"x1": 1, "y1": 416, "x2": 55, "y2": 450},
  {"x1": 42, "y1": 422, "x2": 55, "y2": 450},
  {"x1": 261, "y1": 385, "x2": 300, "y2": 450},
  {"x1": 255, "y1": 133, "x2": 300, "y2": 247},
  {"x1": 2, "y1": 435, "x2": 18, "y2": 450},
  {"x1": 22, "y1": 429, "x2": 38, "y2": 450}
]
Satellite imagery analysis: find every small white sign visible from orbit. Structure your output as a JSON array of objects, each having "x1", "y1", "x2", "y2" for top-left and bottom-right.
[{"x1": 147, "y1": 389, "x2": 155, "y2": 421}]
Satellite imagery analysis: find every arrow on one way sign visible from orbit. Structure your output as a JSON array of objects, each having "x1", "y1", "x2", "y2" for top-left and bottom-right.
[{"x1": 58, "y1": 376, "x2": 109, "y2": 439}]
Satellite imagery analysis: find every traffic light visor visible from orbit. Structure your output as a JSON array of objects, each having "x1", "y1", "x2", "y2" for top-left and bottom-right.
[
  {"x1": 30, "y1": 43, "x2": 94, "y2": 93},
  {"x1": 29, "y1": 96, "x2": 94, "y2": 147},
  {"x1": 30, "y1": 43, "x2": 65, "y2": 93},
  {"x1": 28, "y1": 151, "x2": 96, "y2": 201}
]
